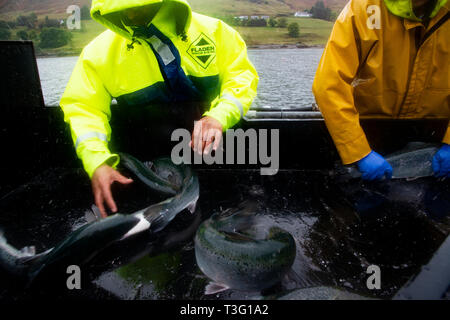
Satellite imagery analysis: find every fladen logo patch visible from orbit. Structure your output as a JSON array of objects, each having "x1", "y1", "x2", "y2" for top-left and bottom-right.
[{"x1": 187, "y1": 33, "x2": 216, "y2": 69}]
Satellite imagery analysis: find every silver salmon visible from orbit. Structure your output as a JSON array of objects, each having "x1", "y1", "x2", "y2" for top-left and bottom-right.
[
  {"x1": 0, "y1": 154, "x2": 199, "y2": 285},
  {"x1": 194, "y1": 203, "x2": 296, "y2": 294}
]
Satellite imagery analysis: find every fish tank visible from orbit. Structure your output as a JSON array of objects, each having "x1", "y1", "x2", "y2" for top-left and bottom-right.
[{"x1": 0, "y1": 41, "x2": 449, "y2": 303}]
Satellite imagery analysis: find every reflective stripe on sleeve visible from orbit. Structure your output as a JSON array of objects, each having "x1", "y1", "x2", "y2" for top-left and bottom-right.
[
  {"x1": 75, "y1": 132, "x2": 108, "y2": 149},
  {"x1": 221, "y1": 93, "x2": 244, "y2": 119}
]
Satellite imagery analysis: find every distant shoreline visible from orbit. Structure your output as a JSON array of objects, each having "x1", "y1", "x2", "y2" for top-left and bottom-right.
[
  {"x1": 35, "y1": 43, "x2": 325, "y2": 58},
  {"x1": 35, "y1": 51, "x2": 80, "y2": 58},
  {"x1": 247, "y1": 43, "x2": 324, "y2": 50}
]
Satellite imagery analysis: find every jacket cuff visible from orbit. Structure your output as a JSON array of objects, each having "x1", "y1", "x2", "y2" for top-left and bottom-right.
[
  {"x1": 87, "y1": 152, "x2": 119, "y2": 179},
  {"x1": 336, "y1": 133, "x2": 372, "y2": 165},
  {"x1": 77, "y1": 141, "x2": 120, "y2": 178},
  {"x1": 442, "y1": 126, "x2": 450, "y2": 145},
  {"x1": 204, "y1": 100, "x2": 241, "y2": 131}
]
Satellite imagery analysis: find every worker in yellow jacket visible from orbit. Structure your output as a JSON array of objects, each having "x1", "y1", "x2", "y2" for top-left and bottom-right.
[
  {"x1": 60, "y1": 0, "x2": 258, "y2": 217},
  {"x1": 313, "y1": 0, "x2": 449, "y2": 181}
]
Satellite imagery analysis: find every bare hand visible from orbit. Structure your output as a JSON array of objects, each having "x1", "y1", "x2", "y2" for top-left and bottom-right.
[
  {"x1": 91, "y1": 164, "x2": 133, "y2": 218},
  {"x1": 190, "y1": 116, "x2": 223, "y2": 155}
]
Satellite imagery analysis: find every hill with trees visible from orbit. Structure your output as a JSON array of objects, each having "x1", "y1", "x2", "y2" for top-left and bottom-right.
[
  {"x1": 0, "y1": 0, "x2": 342, "y2": 55},
  {"x1": 0, "y1": 0, "x2": 348, "y2": 18}
]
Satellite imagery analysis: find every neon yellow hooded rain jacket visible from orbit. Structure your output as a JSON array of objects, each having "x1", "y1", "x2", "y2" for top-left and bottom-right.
[
  {"x1": 313, "y1": 0, "x2": 450, "y2": 165},
  {"x1": 60, "y1": 0, "x2": 258, "y2": 177}
]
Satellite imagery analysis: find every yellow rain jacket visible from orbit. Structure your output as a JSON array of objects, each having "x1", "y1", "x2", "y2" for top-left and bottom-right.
[
  {"x1": 60, "y1": 0, "x2": 258, "y2": 178},
  {"x1": 313, "y1": 0, "x2": 450, "y2": 165}
]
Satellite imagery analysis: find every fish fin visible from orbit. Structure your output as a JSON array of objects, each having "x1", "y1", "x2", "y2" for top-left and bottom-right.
[
  {"x1": 284, "y1": 268, "x2": 304, "y2": 285},
  {"x1": 148, "y1": 214, "x2": 168, "y2": 233},
  {"x1": 20, "y1": 246, "x2": 36, "y2": 256},
  {"x1": 0, "y1": 231, "x2": 20, "y2": 250},
  {"x1": 222, "y1": 231, "x2": 260, "y2": 244},
  {"x1": 120, "y1": 214, "x2": 151, "y2": 240},
  {"x1": 236, "y1": 200, "x2": 258, "y2": 216},
  {"x1": 205, "y1": 282, "x2": 230, "y2": 295},
  {"x1": 187, "y1": 197, "x2": 199, "y2": 214},
  {"x1": 85, "y1": 205, "x2": 102, "y2": 223},
  {"x1": 214, "y1": 200, "x2": 257, "y2": 222},
  {"x1": 17, "y1": 248, "x2": 52, "y2": 265},
  {"x1": 143, "y1": 161, "x2": 155, "y2": 171},
  {"x1": 0, "y1": 233, "x2": 44, "y2": 265}
]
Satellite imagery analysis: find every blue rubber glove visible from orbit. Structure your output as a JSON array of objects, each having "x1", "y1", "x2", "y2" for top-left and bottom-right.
[
  {"x1": 357, "y1": 151, "x2": 393, "y2": 181},
  {"x1": 432, "y1": 144, "x2": 450, "y2": 178}
]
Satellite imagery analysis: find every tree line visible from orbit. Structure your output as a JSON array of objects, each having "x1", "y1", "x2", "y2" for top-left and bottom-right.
[
  {"x1": 0, "y1": 5, "x2": 91, "y2": 49},
  {"x1": 218, "y1": 15, "x2": 300, "y2": 38},
  {"x1": 0, "y1": 2, "x2": 335, "y2": 45},
  {"x1": 216, "y1": 1, "x2": 336, "y2": 39},
  {"x1": 309, "y1": 1, "x2": 336, "y2": 21}
]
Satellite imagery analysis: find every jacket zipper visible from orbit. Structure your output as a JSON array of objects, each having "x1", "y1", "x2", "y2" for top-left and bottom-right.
[{"x1": 399, "y1": 11, "x2": 450, "y2": 117}]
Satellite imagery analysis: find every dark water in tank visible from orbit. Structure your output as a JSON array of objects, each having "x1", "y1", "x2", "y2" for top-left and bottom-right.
[{"x1": 0, "y1": 167, "x2": 448, "y2": 300}]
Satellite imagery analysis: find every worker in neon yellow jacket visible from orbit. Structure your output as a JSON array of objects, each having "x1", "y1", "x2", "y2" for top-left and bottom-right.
[
  {"x1": 313, "y1": 0, "x2": 449, "y2": 181},
  {"x1": 60, "y1": 0, "x2": 258, "y2": 217}
]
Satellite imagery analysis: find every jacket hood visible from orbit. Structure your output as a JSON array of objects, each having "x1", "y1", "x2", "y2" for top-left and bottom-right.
[
  {"x1": 384, "y1": 0, "x2": 448, "y2": 21},
  {"x1": 90, "y1": 0, "x2": 192, "y2": 40}
]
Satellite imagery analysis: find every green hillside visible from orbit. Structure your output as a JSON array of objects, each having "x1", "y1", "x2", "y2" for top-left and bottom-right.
[
  {"x1": 190, "y1": 0, "x2": 291, "y2": 16},
  {"x1": 0, "y1": 0, "x2": 341, "y2": 56},
  {"x1": 28, "y1": 16, "x2": 333, "y2": 57},
  {"x1": 0, "y1": 0, "x2": 348, "y2": 19},
  {"x1": 237, "y1": 17, "x2": 333, "y2": 46}
]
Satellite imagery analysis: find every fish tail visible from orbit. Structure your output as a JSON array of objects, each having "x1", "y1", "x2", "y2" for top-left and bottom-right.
[
  {"x1": 186, "y1": 192, "x2": 199, "y2": 214},
  {"x1": 0, "y1": 230, "x2": 30, "y2": 275},
  {"x1": 205, "y1": 282, "x2": 230, "y2": 295},
  {"x1": 0, "y1": 229, "x2": 5, "y2": 243}
]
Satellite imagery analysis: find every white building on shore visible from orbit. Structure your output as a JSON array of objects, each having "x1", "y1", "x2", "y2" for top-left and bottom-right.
[
  {"x1": 294, "y1": 11, "x2": 313, "y2": 17},
  {"x1": 235, "y1": 15, "x2": 271, "y2": 21}
]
